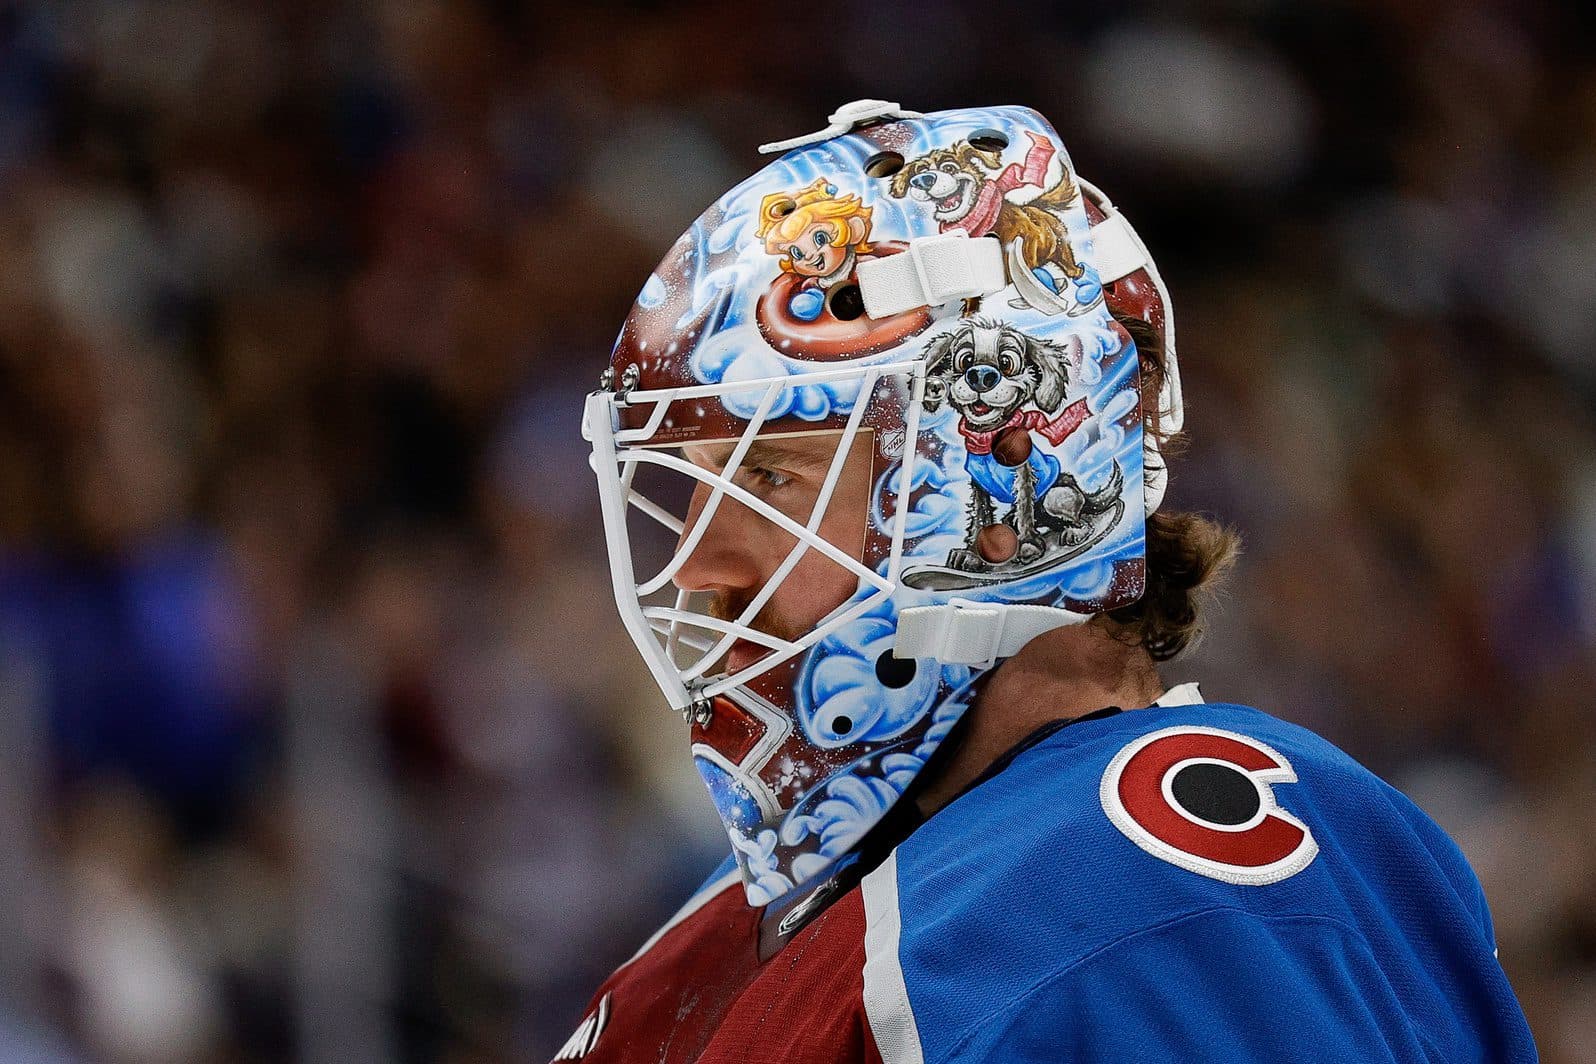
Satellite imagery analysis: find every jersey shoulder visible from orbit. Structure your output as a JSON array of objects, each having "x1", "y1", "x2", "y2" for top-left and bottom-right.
[
  {"x1": 890, "y1": 701, "x2": 1498, "y2": 1002},
  {"x1": 902, "y1": 700, "x2": 1472, "y2": 898}
]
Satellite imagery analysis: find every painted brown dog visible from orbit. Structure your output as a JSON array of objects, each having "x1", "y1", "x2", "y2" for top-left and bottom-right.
[{"x1": 888, "y1": 135, "x2": 1085, "y2": 280}]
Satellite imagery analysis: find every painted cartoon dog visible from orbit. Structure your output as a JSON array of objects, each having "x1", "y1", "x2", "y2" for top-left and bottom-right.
[
  {"x1": 888, "y1": 130, "x2": 1084, "y2": 282},
  {"x1": 922, "y1": 318, "x2": 1122, "y2": 570}
]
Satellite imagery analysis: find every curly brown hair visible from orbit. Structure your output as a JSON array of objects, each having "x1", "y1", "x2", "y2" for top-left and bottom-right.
[{"x1": 1102, "y1": 312, "x2": 1241, "y2": 662}]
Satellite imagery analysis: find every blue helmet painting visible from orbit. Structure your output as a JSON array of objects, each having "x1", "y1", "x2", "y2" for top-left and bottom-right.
[{"x1": 583, "y1": 100, "x2": 1181, "y2": 906}]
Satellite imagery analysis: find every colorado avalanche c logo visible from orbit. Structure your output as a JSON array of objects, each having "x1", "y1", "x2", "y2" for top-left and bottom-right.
[{"x1": 1099, "y1": 726, "x2": 1318, "y2": 885}]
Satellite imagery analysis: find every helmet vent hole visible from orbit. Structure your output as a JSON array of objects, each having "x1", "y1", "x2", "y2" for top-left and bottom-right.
[
  {"x1": 875, "y1": 651, "x2": 917, "y2": 689},
  {"x1": 828, "y1": 283, "x2": 866, "y2": 321},
  {"x1": 864, "y1": 150, "x2": 904, "y2": 178},
  {"x1": 832, "y1": 715, "x2": 854, "y2": 735},
  {"x1": 968, "y1": 128, "x2": 1009, "y2": 152}
]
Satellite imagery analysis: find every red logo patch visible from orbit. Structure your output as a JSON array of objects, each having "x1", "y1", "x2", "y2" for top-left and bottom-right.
[{"x1": 1100, "y1": 726, "x2": 1317, "y2": 885}]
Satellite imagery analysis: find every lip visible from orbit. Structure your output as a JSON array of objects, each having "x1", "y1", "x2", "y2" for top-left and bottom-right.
[{"x1": 970, "y1": 399, "x2": 992, "y2": 417}]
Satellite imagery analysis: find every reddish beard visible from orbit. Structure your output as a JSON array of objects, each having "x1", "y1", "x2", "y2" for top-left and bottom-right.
[{"x1": 706, "y1": 591, "x2": 807, "y2": 645}]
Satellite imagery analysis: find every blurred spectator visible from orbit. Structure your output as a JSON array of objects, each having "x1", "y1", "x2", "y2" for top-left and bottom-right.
[{"x1": 0, "y1": 1, "x2": 1590, "y2": 1060}]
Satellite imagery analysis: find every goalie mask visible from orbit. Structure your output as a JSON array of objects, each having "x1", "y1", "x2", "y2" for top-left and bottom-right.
[{"x1": 583, "y1": 101, "x2": 1181, "y2": 906}]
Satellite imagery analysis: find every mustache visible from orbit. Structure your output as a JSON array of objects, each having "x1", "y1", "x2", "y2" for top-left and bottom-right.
[{"x1": 706, "y1": 591, "x2": 806, "y2": 644}]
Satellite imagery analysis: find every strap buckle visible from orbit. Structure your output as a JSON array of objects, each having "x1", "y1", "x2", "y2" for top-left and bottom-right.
[
  {"x1": 759, "y1": 99, "x2": 924, "y2": 155},
  {"x1": 896, "y1": 599, "x2": 1003, "y2": 668},
  {"x1": 856, "y1": 233, "x2": 1006, "y2": 319}
]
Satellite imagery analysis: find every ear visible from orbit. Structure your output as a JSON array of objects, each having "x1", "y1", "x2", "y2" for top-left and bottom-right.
[
  {"x1": 962, "y1": 142, "x2": 1003, "y2": 171},
  {"x1": 918, "y1": 329, "x2": 960, "y2": 412},
  {"x1": 1026, "y1": 332, "x2": 1079, "y2": 411},
  {"x1": 846, "y1": 215, "x2": 868, "y2": 245},
  {"x1": 923, "y1": 328, "x2": 957, "y2": 380},
  {"x1": 888, "y1": 164, "x2": 914, "y2": 199}
]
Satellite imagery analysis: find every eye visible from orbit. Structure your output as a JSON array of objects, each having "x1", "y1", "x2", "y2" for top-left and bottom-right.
[
  {"x1": 953, "y1": 345, "x2": 973, "y2": 373},
  {"x1": 746, "y1": 466, "x2": 794, "y2": 491},
  {"x1": 940, "y1": 162, "x2": 960, "y2": 174},
  {"x1": 997, "y1": 339, "x2": 1026, "y2": 376},
  {"x1": 813, "y1": 229, "x2": 830, "y2": 247},
  {"x1": 788, "y1": 245, "x2": 803, "y2": 261}
]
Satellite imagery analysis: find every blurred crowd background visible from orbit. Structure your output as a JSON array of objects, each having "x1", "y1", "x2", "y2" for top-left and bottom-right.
[{"x1": 0, "y1": 0, "x2": 1592, "y2": 1061}]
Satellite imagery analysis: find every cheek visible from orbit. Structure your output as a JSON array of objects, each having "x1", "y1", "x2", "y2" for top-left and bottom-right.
[
  {"x1": 991, "y1": 378, "x2": 1030, "y2": 408},
  {"x1": 777, "y1": 552, "x2": 860, "y2": 629},
  {"x1": 777, "y1": 455, "x2": 872, "y2": 622}
]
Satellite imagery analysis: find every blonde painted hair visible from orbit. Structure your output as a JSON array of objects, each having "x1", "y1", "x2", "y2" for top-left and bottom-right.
[{"x1": 756, "y1": 178, "x2": 874, "y2": 272}]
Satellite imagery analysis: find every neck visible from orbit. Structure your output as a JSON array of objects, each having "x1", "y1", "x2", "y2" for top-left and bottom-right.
[{"x1": 914, "y1": 621, "x2": 1164, "y2": 817}]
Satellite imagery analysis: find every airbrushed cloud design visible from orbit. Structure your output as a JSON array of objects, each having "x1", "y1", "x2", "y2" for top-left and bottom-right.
[
  {"x1": 695, "y1": 754, "x2": 765, "y2": 832},
  {"x1": 1073, "y1": 321, "x2": 1124, "y2": 388},
  {"x1": 796, "y1": 595, "x2": 971, "y2": 749},
  {"x1": 728, "y1": 827, "x2": 795, "y2": 908},
  {"x1": 870, "y1": 410, "x2": 967, "y2": 542},
  {"x1": 778, "y1": 684, "x2": 973, "y2": 883},
  {"x1": 638, "y1": 273, "x2": 668, "y2": 309},
  {"x1": 686, "y1": 321, "x2": 902, "y2": 421},
  {"x1": 1057, "y1": 339, "x2": 1141, "y2": 473},
  {"x1": 781, "y1": 773, "x2": 899, "y2": 860}
]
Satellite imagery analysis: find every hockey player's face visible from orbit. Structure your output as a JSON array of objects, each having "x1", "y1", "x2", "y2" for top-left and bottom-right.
[{"x1": 676, "y1": 431, "x2": 874, "y2": 677}]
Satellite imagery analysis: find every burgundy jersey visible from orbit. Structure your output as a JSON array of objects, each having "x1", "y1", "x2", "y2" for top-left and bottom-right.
[
  {"x1": 550, "y1": 696, "x2": 1536, "y2": 1064},
  {"x1": 550, "y1": 861, "x2": 904, "y2": 1064}
]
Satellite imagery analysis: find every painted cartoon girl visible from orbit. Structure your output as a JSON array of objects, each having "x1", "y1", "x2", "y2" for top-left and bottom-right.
[{"x1": 756, "y1": 179, "x2": 875, "y2": 322}]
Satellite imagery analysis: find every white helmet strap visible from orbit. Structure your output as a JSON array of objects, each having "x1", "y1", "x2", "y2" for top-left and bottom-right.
[
  {"x1": 1076, "y1": 177, "x2": 1183, "y2": 437},
  {"x1": 856, "y1": 232, "x2": 1008, "y2": 319},
  {"x1": 759, "y1": 99, "x2": 926, "y2": 154},
  {"x1": 895, "y1": 599, "x2": 1094, "y2": 667}
]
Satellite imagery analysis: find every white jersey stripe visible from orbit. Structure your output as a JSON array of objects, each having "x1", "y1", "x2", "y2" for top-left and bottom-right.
[{"x1": 861, "y1": 850, "x2": 925, "y2": 1064}]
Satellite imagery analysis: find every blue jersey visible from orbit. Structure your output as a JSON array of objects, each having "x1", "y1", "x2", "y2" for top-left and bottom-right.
[{"x1": 556, "y1": 695, "x2": 1538, "y2": 1062}]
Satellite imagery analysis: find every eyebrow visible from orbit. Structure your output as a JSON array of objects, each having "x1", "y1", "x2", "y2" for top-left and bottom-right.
[{"x1": 686, "y1": 437, "x2": 839, "y2": 474}]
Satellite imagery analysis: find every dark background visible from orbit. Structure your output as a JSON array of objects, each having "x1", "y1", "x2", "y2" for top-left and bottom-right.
[{"x1": 0, "y1": 1, "x2": 1592, "y2": 1061}]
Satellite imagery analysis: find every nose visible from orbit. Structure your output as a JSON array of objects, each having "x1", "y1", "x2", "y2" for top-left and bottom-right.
[
  {"x1": 911, "y1": 172, "x2": 937, "y2": 191},
  {"x1": 964, "y1": 364, "x2": 1001, "y2": 393},
  {"x1": 671, "y1": 482, "x2": 762, "y2": 594}
]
